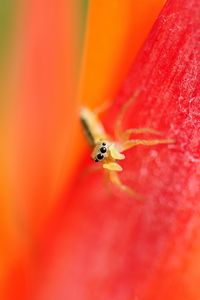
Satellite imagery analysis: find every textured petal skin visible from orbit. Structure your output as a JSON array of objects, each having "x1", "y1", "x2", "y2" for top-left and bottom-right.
[{"x1": 37, "y1": 0, "x2": 200, "y2": 300}]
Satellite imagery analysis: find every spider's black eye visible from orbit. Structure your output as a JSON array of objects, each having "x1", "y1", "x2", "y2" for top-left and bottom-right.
[
  {"x1": 95, "y1": 159, "x2": 99, "y2": 162},
  {"x1": 97, "y1": 153, "x2": 104, "y2": 160},
  {"x1": 100, "y1": 146, "x2": 107, "y2": 153},
  {"x1": 102, "y1": 142, "x2": 106, "y2": 146}
]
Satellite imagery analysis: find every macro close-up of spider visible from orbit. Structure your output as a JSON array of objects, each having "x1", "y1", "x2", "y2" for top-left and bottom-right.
[
  {"x1": 80, "y1": 93, "x2": 174, "y2": 197},
  {"x1": 0, "y1": 0, "x2": 199, "y2": 299}
]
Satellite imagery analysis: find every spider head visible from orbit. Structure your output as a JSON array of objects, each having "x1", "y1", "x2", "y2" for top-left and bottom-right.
[{"x1": 92, "y1": 142, "x2": 109, "y2": 162}]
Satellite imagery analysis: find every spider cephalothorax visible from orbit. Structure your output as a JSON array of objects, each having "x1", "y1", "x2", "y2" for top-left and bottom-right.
[{"x1": 91, "y1": 140, "x2": 126, "y2": 172}]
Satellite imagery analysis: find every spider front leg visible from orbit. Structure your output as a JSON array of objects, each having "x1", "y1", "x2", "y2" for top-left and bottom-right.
[
  {"x1": 114, "y1": 90, "x2": 141, "y2": 140},
  {"x1": 119, "y1": 138, "x2": 175, "y2": 152},
  {"x1": 118, "y1": 127, "x2": 163, "y2": 141},
  {"x1": 102, "y1": 161, "x2": 142, "y2": 198},
  {"x1": 94, "y1": 100, "x2": 112, "y2": 115},
  {"x1": 108, "y1": 171, "x2": 142, "y2": 199}
]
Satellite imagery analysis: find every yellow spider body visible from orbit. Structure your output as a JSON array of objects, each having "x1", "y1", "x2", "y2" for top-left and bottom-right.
[{"x1": 80, "y1": 96, "x2": 174, "y2": 198}]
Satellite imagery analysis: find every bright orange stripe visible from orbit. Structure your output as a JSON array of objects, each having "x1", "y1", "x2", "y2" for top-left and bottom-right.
[{"x1": 78, "y1": 0, "x2": 165, "y2": 108}]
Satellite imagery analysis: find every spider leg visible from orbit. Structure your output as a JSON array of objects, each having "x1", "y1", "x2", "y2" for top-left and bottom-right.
[
  {"x1": 114, "y1": 89, "x2": 141, "y2": 139},
  {"x1": 102, "y1": 170, "x2": 113, "y2": 197},
  {"x1": 120, "y1": 128, "x2": 162, "y2": 141},
  {"x1": 120, "y1": 138, "x2": 175, "y2": 152},
  {"x1": 109, "y1": 171, "x2": 143, "y2": 199},
  {"x1": 94, "y1": 100, "x2": 112, "y2": 115}
]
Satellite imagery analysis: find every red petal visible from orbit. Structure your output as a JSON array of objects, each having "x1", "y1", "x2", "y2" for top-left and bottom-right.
[{"x1": 37, "y1": 0, "x2": 200, "y2": 299}]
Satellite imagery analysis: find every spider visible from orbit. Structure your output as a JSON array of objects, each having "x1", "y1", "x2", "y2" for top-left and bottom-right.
[{"x1": 80, "y1": 92, "x2": 174, "y2": 198}]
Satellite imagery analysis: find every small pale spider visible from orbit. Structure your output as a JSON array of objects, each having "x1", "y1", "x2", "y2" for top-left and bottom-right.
[{"x1": 80, "y1": 92, "x2": 174, "y2": 198}]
